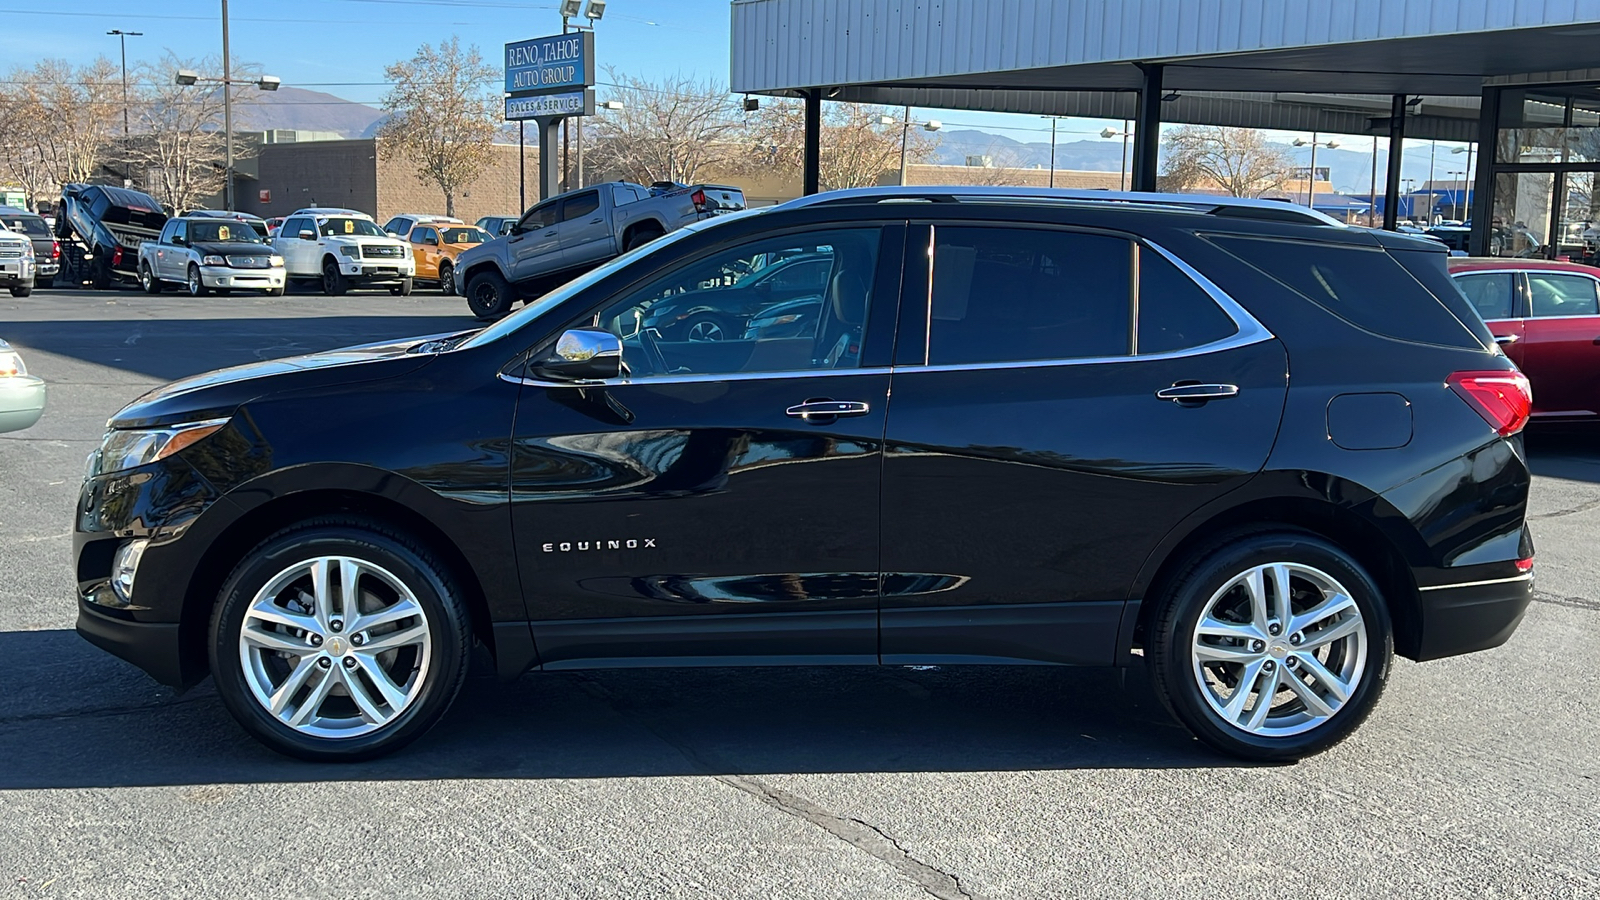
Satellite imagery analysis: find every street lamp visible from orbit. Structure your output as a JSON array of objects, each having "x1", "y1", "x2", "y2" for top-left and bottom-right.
[
  {"x1": 1100, "y1": 123, "x2": 1133, "y2": 191},
  {"x1": 576, "y1": 100, "x2": 624, "y2": 189},
  {"x1": 1452, "y1": 144, "x2": 1475, "y2": 220},
  {"x1": 1292, "y1": 132, "x2": 1340, "y2": 211},
  {"x1": 880, "y1": 108, "x2": 941, "y2": 185},
  {"x1": 172, "y1": 63, "x2": 281, "y2": 211},
  {"x1": 107, "y1": 30, "x2": 143, "y2": 188}
]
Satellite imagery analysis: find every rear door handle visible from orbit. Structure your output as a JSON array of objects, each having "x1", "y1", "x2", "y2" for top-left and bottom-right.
[
  {"x1": 1156, "y1": 383, "x2": 1239, "y2": 402},
  {"x1": 1498, "y1": 334, "x2": 1520, "y2": 345},
  {"x1": 786, "y1": 400, "x2": 870, "y2": 419}
]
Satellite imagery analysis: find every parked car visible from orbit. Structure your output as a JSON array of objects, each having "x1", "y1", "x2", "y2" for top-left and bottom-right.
[
  {"x1": 0, "y1": 207, "x2": 60, "y2": 288},
  {"x1": 407, "y1": 224, "x2": 491, "y2": 296},
  {"x1": 74, "y1": 186, "x2": 1532, "y2": 765},
  {"x1": 1449, "y1": 256, "x2": 1600, "y2": 423},
  {"x1": 0, "y1": 221, "x2": 37, "y2": 297},
  {"x1": 476, "y1": 215, "x2": 518, "y2": 237},
  {"x1": 382, "y1": 214, "x2": 461, "y2": 237},
  {"x1": 271, "y1": 209, "x2": 414, "y2": 296},
  {"x1": 55, "y1": 184, "x2": 167, "y2": 289},
  {"x1": 138, "y1": 215, "x2": 286, "y2": 297},
  {"x1": 181, "y1": 210, "x2": 272, "y2": 239},
  {"x1": 0, "y1": 338, "x2": 45, "y2": 433},
  {"x1": 263, "y1": 217, "x2": 286, "y2": 238},
  {"x1": 453, "y1": 180, "x2": 747, "y2": 319}
]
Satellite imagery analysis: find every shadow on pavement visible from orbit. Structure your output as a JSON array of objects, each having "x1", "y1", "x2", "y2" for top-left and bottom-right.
[
  {"x1": 0, "y1": 316, "x2": 475, "y2": 382},
  {"x1": 0, "y1": 629, "x2": 1228, "y2": 789},
  {"x1": 1523, "y1": 431, "x2": 1600, "y2": 483}
]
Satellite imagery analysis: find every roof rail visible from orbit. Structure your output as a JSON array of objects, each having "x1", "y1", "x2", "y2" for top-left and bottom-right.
[{"x1": 777, "y1": 185, "x2": 1344, "y2": 227}]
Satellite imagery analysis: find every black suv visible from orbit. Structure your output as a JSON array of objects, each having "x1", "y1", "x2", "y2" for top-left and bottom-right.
[{"x1": 74, "y1": 187, "x2": 1534, "y2": 762}]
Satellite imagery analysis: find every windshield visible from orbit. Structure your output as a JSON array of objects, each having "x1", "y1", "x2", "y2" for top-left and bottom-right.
[
  {"x1": 0, "y1": 216, "x2": 49, "y2": 238},
  {"x1": 442, "y1": 227, "x2": 489, "y2": 244},
  {"x1": 319, "y1": 217, "x2": 385, "y2": 238},
  {"x1": 461, "y1": 212, "x2": 761, "y2": 350},
  {"x1": 190, "y1": 221, "x2": 268, "y2": 243}
]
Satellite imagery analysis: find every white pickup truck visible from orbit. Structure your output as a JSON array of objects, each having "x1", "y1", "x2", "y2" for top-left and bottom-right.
[
  {"x1": 452, "y1": 180, "x2": 746, "y2": 318},
  {"x1": 137, "y1": 215, "x2": 286, "y2": 297}
]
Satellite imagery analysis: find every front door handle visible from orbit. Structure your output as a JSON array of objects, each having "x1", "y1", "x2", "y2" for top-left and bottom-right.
[
  {"x1": 786, "y1": 400, "x2": 870, "y2": 420},
  {"x1": 589, "y1": 217, "x2": 604, "y2": 224},
  {"x1": 1156, "y1": 383, "x2": 1239, "y2": 402},
  {"x1": 1498, "y1": 334, "x2": 1520, "y2": 345}
]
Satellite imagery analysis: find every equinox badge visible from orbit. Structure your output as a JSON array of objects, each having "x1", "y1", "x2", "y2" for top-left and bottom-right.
[{"x1": 542, "y1": 538, "x2": 657, "y2": 552}]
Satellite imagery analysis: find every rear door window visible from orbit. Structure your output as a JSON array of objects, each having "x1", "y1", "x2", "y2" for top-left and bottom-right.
[
  {"x1": 1452, "y1": 272, "x2": 1517, "y2": 320},
  {"x1": 563, "y1": 192, "x2": 600, "y2": 221},
  {"x1": 1212, "y1": 235, "x2": 1484, "y2": 349},
  {"x1": 1527, "y1": 272, "x2": 1600, "y2": 317},
  {"x1": 1137, "y1": 250, "x2": 1239, "y2": 354}
]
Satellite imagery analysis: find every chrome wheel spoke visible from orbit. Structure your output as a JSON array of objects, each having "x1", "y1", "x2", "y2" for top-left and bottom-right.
[
  {"x1": 1301, "y1": 615, "x2": 1363, "y2": 650},
  {"x1": 244, "y1": 603, "x2": 318, "y2": 636},
  {"x1": 340, "y1": 665, "x2": 389, "y2": 725},
  {"x1": 1197, "y1": 617, "x2": 1261, "y2": 642},
  {"x1": 1281, "y1": 668, "x2": 1337, "y2": 718},
  {"x1": 1244, "y1": 568, "x2": 1271, "y2": 634},
  {"x1": 1244, "y1": 667, "x2": 1282, "y2": 732},
  {"x1": 337, "y1": 557, "x2": 362, "y2": 622},
  {"x1": 1290, "y1": 592, "x2": 1357, "y2": 637},
  {"x1": 286, "y1": 664, "x2": 339, "y2": 727},
  {"x1": 1295, "y1": 652, "x2": 1353, "y2": 703},
  {"x1": 1221, "y1": 659, "x2": 1266, "y2": 723},
  {"x1": 268, "y1": 657, "x2": 321, "y2": 716},
  {"x1": 351, "y1": 597, "x2": 422, "y2": 635},
  {"x1": 359, "y1": 622, "x2": 427, "y2": 653},
  {"x1": 308, "y1": 558, "x2": 334, "y2": 628},
  {"x1": 1268, "y1": 564, "x2": 1293, "y2": 629},
  {"x1": 1194, "y1": 642, "x2": 1258, "y2": 663},
  {"x1": 352, "y1": 653, "x2": 410, "y2": 709},
  {"x1": 242, "y1": 624, "x2": 312, "y2": 655}
]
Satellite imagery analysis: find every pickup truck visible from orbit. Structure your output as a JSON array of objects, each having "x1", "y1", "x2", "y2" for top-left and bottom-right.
[
  {"x1": 452, "y1": 180, "x2": 746, "y2": 318},
  {"x1": 138, "y1": 215, "x2": 286, "y2": 297},
  {"x1": 56, "y1": 184, "x2": 168, "y2": 289}
]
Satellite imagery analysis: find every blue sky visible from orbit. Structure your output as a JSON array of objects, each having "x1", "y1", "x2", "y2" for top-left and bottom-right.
[{"x1": 2, "y1": 0, "x2": 1464, "y2": 187}]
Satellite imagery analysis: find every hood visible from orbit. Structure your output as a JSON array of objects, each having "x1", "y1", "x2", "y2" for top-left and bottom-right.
[
  {"x1": 192, "y1": 241, "x2": 275, "y2": 257},
  {"x1": 110, "y1": 332, "x2": 464, "y2": 428}
]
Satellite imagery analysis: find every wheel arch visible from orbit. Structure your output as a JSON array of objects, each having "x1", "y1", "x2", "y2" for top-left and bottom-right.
[
  {"x1": 621, "y1": 219, "x2": 665, "y2": 246},
  {"x1": 1125, "y1": 482, "x2": 1425, "y2": 662},
  {"x1": 178, "y1": 487, "x2": 499, "y2": 685},
  {"x1": 459, "y1": 258, "x2": 505, "y2": 287}
]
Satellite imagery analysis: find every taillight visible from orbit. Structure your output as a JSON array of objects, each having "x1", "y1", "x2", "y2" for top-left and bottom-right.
[
  {"x1": 112, "y1": 247, "x2": 123, "y2": 267},
  {"x1": 1447, "y1": 370, "x2": 1532, "y2": 436},
  {"x1": 691, "y1": 189, "x2": 706, "y2": 212},
  {"x1": 1515, "y1": 557, "x2": 1534, "y2": 573},
  {"x1": 51, "y1": 241, "x2": 60, "y2": 259}
]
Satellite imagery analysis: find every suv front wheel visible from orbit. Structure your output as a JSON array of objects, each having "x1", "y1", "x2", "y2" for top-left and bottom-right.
[
  {"x1": 208, "y1": 518, "x2": 471, "y2": 761},
  {"x1": 1147, "y1": 529, "x2": 1393, "y2": 762}
]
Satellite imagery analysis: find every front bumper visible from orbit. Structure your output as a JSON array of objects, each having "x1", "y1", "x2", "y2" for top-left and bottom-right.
[
  {"x1": 0, "y1": 374, "x2": 46, "y2": 433},
  {"x1": 338, "y1": 257, "x2": 413, "y2": 281},
  {"x1": 199, "y1": 265, "x2": 286, "y2": 291},
  {"x1": 77, "y1": 596, "x2": 190, "y2": 686},
  {"x1": 0, "y1": 258, "x2": 36, "y2": 285}
]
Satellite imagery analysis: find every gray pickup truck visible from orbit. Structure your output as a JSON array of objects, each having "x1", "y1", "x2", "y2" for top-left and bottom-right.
[{"x1": 453, "y1": 180, "x2": 746, "y2": 318}]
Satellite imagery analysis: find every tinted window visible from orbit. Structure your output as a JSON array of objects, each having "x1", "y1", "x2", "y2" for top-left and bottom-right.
[
  {"x1": 519, "y1": 204, "x2": 557, "y2": 232},
  {"x1": 1137, "y1": 250, "x2": 1238, "y2": 354},
  {"x1": 1527, "y1": 272, "x2": 1600, "y2": 317},
  {"x1": 0, "y1": 215, "x2": 48, "y2": 237},
  {"x1": 595, "y1": 228, "x2": 879, "y2": 377},
  {"x1": 563, "y1": 192, "x2": 600, "y2": 221},
  {"x1": 1212, "y1": 236, "x2": 1482, "y2": 349},
  {"x1": 171, "y1": 221, "x2": 188, "y2": 245},
  {"x1": 318, "y1": 217, "x2": 384, "y2": 237},
  {"x1": 285, "y1": 218, "x2": 310, "y2": 237},
  {"x1": 441, "y1": 227, "x2": 488, "y2": 244},
  {"x1": 927, "y1": 227, "x2": 1131, "y2": 365},
  {"x1": 411, "y1": 227, "x2": 437, "y2": 244},
  {"x1": 763, "y1": 259, "x2": 831, "y2": 291},
  {"x1": 1453, "y1": 272, "x2": 1516, "y2": 320}
]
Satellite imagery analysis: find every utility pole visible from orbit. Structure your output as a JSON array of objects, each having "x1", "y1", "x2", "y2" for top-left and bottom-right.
[
  {"x1": 900, "y1": 105, "x2": 911, "y2": 186},
  {"x1": 1427, "y1": 139, "x2": 1438, "y2": 224},
  {"x1": 221, "y1": 0, "x2": 234, "y2": 210},
  {"x1": 1121, "y1": 120, "x2": 1130, "y2": 191},
  {"x1": 1369, "y1": 139, "x2": 1379, "y2": 226},
  {"x1": 1049, "y1": 117, "x2": 1057, "y2": 188},
  {"x1": 107, "y1": 30, "x2": 143, "y2": 188}
]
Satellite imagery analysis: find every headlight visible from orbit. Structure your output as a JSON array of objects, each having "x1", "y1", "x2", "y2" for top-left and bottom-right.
[
  {"x1": 269, "y1": 255, "x2": 285, "y2": 267},
  {"x1": 95, "y1": 418, "x2": 230, "y2": 477},
  {"x1": 202, "y1": 255, "x2": 226, "y2": 266},
  {"x1": 338, "y1": 246, "x2": 359, "y2": 258},
  {"x1": 0, "y1": 351, "x2": 25, "y2": 377}
]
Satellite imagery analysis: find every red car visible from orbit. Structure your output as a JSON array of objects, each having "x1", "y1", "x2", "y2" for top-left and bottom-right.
[{"x1": 1449, "y1": 257, "x2": 1600, "y2": 423}]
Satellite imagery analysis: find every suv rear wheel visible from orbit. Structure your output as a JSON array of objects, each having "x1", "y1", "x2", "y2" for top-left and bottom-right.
[
  {"x1": 208, "y1": 518, "x2": 471, "y2": 761},
  {"x1": 1147, "y1": 529, "x2": 1393, "y2": 762}
]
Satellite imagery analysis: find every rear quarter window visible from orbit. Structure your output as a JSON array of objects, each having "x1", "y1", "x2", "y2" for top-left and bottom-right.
[{"x1": 1208, "y1": 235, "x2": 1488, "y2": 350}]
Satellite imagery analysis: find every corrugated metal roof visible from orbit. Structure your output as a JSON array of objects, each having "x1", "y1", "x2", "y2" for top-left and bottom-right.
[{"x1": 732, "y1": 0, "x2": 1600, "y2": 96}]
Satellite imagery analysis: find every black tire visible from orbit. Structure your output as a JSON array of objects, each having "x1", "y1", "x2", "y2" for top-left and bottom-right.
[
  {"x1": 390, "y1": 277, "x2": 413, "y2": 297},
  {"x1": 624, "y1": 227, "x2": 662, "y2": 251},
  {"x1": 322, "y1": 259, "x2": 347, "y2": 296},
  {"x1": 266, "y1": 286, "x2": 285, "y2": 297},
  {"x1": 1147, "y1": 528, "x2": 1393, "y2": 762},
  {"x1": 36, "y1": 274, "x2": 52, "y2": 289},
  {"x1": 91, "y1": 257, "x2": 112, "y2": 290},
  {"x1": 438, "y1": 262, "x2": 456, "y2": 296},
  {"x1": 9, "y1": 284, "x2": 31, "y2": 298},
  {"x1": 466, "y1": 270, "x2": 513, "y2": 319},
  {"x1": 140, "y1": 263, "x2": 162, "y2": 294},
  {"x1": 215, "y1": 288, "x2": 233, "y2": 297},
  {"x1": 208, "y1": 517, "x2": 472, "y2": 762},
  {"x1": 186, "y1": 264, "x2": 208, "y2": 297}
]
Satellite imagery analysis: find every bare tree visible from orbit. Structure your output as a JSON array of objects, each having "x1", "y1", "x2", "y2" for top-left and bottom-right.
[
  {"x1": 739, "y1": 100, "x2": 937, "y2": 191},
  {"x1": 1162, "y1": 126, "x2": 1291, "y2": 197},
  {"x1": 377, "y1": 38, "x2": 499, "y2": 217},
  {"x1": 129, "y1": 53, "x2": 238, "y2": 213},
  {"x1": 0, "y1": 58, "x2": 122, "y2": 206},
  {"x1": 584, "y1": 71, "x2": 747, "y2": 185}
]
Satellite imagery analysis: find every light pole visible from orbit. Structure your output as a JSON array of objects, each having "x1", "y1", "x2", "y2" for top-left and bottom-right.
[
  {"x1": 1100, "y1": 124, "x2": 1132, "y2": 190},
  {"x1": 880, "y1": 109, "x2": 942, "y2": 185},
  {"x1": 1452, "y1": 144, "x2": 1475, "y2": 221},
  {"x1": 107, "y1": 30, "x2": 143, "y2": 188},
  {"x1": 1042, "y1": 116, "x2": 1060, "y2": 187},
  {"x1": 579, "y1": 100, "x2": 624, "y2": 188},
  {"x1": 1445, "y1": 169, "x2": 1467, "y2": 221},
  {"x1": 174, "y1": 62, "x2": 280, "y2": 211},
  {"x1": 1292, "y1": 132, "x2": 1339, "y2": 211}
]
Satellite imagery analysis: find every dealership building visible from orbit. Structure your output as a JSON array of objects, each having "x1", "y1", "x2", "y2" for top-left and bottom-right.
[{"x1": 730, "y1": 0, "x2": 1600, "y2": 258}]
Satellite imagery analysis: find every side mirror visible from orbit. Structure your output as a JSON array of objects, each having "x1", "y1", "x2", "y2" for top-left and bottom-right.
[
  {"x1": 298, "y1": 229, "x2": 315, "y2": 241},
  {"x1": 534, "y1": 328, "x2": 623, "y2": 382},
  {"x1": 423, "y1": 236, "x2": 438, "y2": 246}
]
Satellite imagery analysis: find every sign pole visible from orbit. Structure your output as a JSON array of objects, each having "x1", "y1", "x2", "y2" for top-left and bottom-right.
[
  {"x1": 518, "y1": 121, "x2": 526, "y2": 211},
  {"x1": 504, "y1": 30, "x2": 596, "y2": 205},
  {"x1": 536, "y1": 117, "x2": 562, "y2": 202}
]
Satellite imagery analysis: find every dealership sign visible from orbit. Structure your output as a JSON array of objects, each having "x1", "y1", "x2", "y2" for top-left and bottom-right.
[
  {"x1": 506, "y1": 89, "x2": 595, "y2": 121},
  {"x1": 504, "y1": 31, "x2": 595, "y2": 96}
]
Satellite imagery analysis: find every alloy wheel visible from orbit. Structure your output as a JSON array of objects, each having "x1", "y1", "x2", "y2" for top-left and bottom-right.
[
  {"x1": 188, "y1": 267, "x2": 203, "y2": 296},
  {"x1": 687, "y1": 319, "x2": 725, "y2": 342},
  {"x1": 1189, "y1": 562, "x2": 1368, "y2": 737},
  {"x1": 238, "y1": 555, "x2": 432, "y2": 739}
]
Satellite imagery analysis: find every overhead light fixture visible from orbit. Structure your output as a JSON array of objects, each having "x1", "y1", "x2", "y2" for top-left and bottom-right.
[
  {"x1": 1162, "y1": 91, "x2": 1180, "y2": 102},
  {"x1": 922, "y1": 119, "x2": 942, "y2": 132},
  {"x1": 878, "y1": 114, "x2": 897, "y2": 126},
  {"x1": 174, "y1": 69, "x2": 199, "y2": 86},
  {"x1": 744, "y1": 96, "x2": 760, "y2": 112},
  {"x1": 559, "y1": 0, "x2": 582, "y2": 18},
  {"x1": 1407, "y1": 96, "x2": 1425, "y2": 107},
  {"x1": 826, "y1": 87, "x2": 842, "y2": 98},
  {"x1": 600, "y1": 99, "x2": 624, "y2": 111},
  {"x1": 1099, "y1": 127, "x2": 1120, "y2": 138},
  {"x1": 583, "y1": 0, "x2": 605, "y2": 20},
  {"x1": 257, "y1": 75, "x2": 281, "y2": 92}
]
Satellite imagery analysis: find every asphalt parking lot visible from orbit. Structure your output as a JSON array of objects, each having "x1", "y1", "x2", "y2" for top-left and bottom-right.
[{"x1": 2, "y1": 287, "x2": 1597, "y2": 899}]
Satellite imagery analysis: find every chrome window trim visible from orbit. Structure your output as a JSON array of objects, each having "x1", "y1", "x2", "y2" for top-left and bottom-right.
[
  {"x1": 1457, "y1": 267, "x2": 1600, "y2": 320},
  {"x1": 887, "y1": 332, "x2": 1273, "y2": 375},
  {"x1": 1417, "y1": 573, "x2": 1532, "y2": 592},
  {"x1": 501, "y1": 366, "x2": 894, "y2": 389}
]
